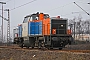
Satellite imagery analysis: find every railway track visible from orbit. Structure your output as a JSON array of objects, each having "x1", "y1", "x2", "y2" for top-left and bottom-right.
[{"x1": 0, "y1": 44, "x2": 90, "y2": 53}]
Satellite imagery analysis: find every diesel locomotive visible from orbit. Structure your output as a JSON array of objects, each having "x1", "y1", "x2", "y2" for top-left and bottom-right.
[{"x1": 13, "y1": 12, "x2": 72, "y2": 49}]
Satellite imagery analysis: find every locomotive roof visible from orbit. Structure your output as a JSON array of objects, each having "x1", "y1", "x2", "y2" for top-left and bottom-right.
[
  {"x1": 24, "y1": 13, "x2": 49, "y2": 18},
  {"x1": 24, "y1": 14, "x2": 49, "y2": 18},
  {"x1": 51, "y1": 17, "x2": 68, "y2": 20},
  {"x1": 24, "y1": 14, "x2": 37, "y2": 18}
]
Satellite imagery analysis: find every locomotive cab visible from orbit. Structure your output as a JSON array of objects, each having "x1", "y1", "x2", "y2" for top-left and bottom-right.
[{"x1": 23, "y1": 12, "x2": 50, "y2": 23}]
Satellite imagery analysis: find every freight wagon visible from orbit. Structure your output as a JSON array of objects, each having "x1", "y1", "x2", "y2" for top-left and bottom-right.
[{"x1": 13, "y1": 12, "x2": 73, "y2": 49}]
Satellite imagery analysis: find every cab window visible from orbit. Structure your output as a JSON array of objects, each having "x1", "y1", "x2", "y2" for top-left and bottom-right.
[{"x1": 23, "y1": 17, "x2": 30, "y2": 23}]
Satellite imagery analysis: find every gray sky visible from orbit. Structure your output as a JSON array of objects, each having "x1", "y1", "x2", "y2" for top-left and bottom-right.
[{"x1": 0, "y1": 0, "x2": 90, "y2": 35}]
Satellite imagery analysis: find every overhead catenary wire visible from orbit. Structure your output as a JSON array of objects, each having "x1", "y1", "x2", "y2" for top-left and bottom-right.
[
  {"x1": 0, "y1": 0, "x2": 37, "y2": 12},
  {"x1": 46, "y1": 2, "x2": 73, "y2": 12},
  {"x1": 76, "y1": 1, "x2": 90, "y2": 4},
  {"x1": 45, "y1": 0, "x2": 85, "y2": 12},
  {"x1": 44, "y1": 0, "x2": 90, "y2": 17},
  {"x1": 73, "y1": 2, "x2": 90, "y2": 16},
  {"x1": 6, "y1": 0, "x2": 12, "y2": 3},
  {"x1": 61, "y1": 8, "x2": 90, "y2": 16},
  {"x1": 10, "y1": 0, "x2": 37, "y2": 11}
]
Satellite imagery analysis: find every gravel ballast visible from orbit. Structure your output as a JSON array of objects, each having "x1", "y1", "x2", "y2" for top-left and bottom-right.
[{"x1": 0, "y1": 48, "x2": 90, "y2": 60}]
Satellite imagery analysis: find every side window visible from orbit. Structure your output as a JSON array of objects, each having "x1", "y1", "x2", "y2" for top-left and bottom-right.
[
  {"x1": 28, "y1": 17, "x2": 30, "y2": 21},
  {"x1": 30, "y1": 17, "x2": 33, "y2": 21},
  {"x1": 23, "y1": 17, "x2": 30, "y2": 23},
  {"x1": 30, "y1": 14, "x2": 38, "y2": 20},
  {"x1": 44, "y1": 14, "x2": 50, "y2": 19},
  {"x1": 36, "y1": 17, "x2": 38, "y2": 20},
  {"x1": 23, "y1": 18, "x2": 27, "y2": 23}
]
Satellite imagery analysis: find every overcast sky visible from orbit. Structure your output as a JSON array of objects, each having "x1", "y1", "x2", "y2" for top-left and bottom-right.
[{"x1": 0, "y1": 0, "x2": 90, "y2": 35}]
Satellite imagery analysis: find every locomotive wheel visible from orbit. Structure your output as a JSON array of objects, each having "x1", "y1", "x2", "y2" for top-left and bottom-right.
[
  {"x1": 38, "y1": 43, "x2": 41, "y2": 49},
  {"x1": 47, "y1": 47, "x2": 53, "y2": 50},
  {"x1": 21, "y1": 43, "x2": 23, "y2": 48},
  {"x1": 38, "y1": 45, "x2": 41, "y2": 49},
  {"x1": 38, "y1": 40, "x2": 44, "y2": 49},
  {"x1": 47, "y1": 48, "x2": 50, "y2": 50},
  {"x1": 59, "y1": 48, "x2": 62, "y2": 50},
  {"x1": 26, "y1": 46, "x2": 29, "y2": 48},
  {"x1": 50, "y1": 48, "x2": 53, "y2": 49},
  {"x1": 38, "y1": 47, "x2": 41, "y2": 49},
  {"x1": 18, "y1": 42, "x2": 23, "y2": 48},
  {"x1": 32, "y1": 47, "x2": 34, "y2": 49}
]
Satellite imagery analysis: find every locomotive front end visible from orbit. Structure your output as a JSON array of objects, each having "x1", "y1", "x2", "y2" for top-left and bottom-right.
[{"x1": 44, "y1": 17, "x2": 72, "y2": 49}]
